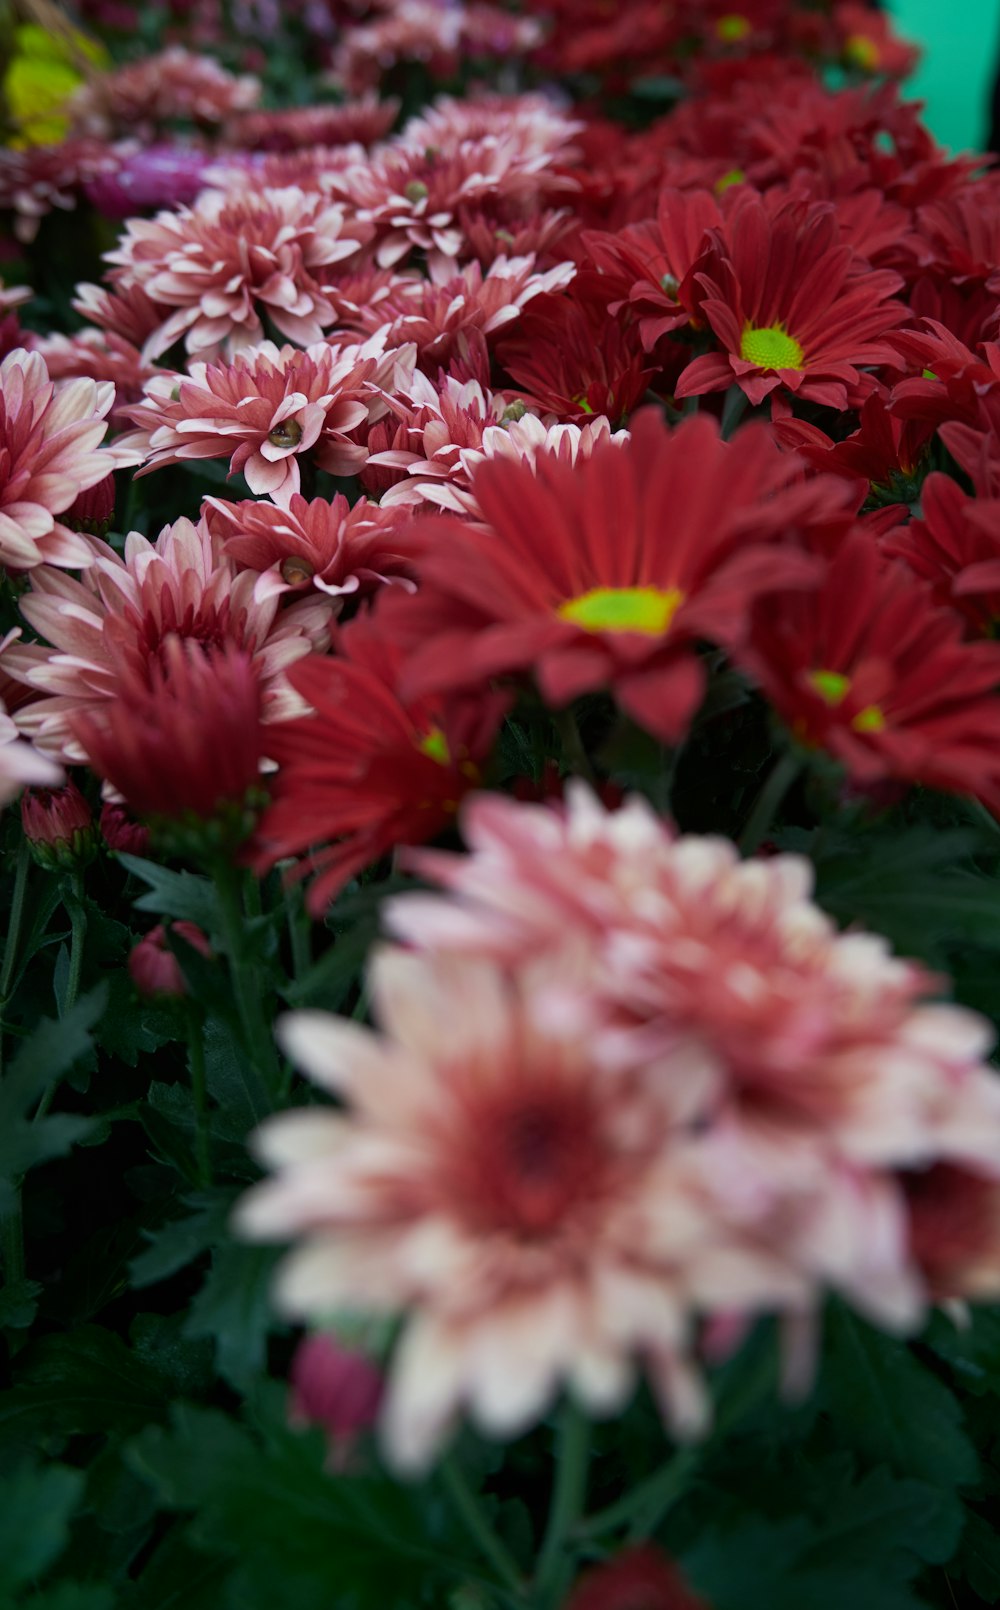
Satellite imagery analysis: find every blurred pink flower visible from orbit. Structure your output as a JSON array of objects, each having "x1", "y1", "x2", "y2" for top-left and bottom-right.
[
  {"x1": 0, "y1": 348, "x2": 121, "y2": 571},
  {"x1": 288, "y1": 1333, "x2": 384, "y2": 1464},
  {"x1": 0, "y1": 139, "x2": 120, "y2": 243},
  {"x1": 69, "y1": 46, "x2": 260, "y2": 140},
  {"x1": 6, "y1": 514, "x2": 332, "y2": 761},
  {"x1": 129, "y1": 921, "x2": 213, "y2": 999},
  {"x1": 85, "y1": 144, "x2": 215, "y2": 218},
  {"x1": 119, "y1": 335, "x2": 415, "y2": 499}
]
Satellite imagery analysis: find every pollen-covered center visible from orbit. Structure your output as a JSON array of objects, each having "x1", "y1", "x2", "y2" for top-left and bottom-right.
[
  {"x1": 740, "y1": 323, "x2": 806, "y2": 372},
  {"x1": 844, "y1": 33, "x2": 881, "y2": 71},
  {"x1": 417, "y1": 725, "x2": 451, "y2": 765},
  {"x1": 809, "y1": 670, "x2": 851, "y2": 706},
  {"x1": 558, "y1": 585, "x2": 684, "y2": 636}
]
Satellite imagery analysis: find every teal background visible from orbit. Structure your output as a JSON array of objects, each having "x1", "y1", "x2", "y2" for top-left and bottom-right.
[{"x1": 889, "y1": 0, "x2": 1000, "y2": 152}]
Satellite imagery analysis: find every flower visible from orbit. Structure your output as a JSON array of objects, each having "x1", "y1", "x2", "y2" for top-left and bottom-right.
[
  {"x1": 396, "y1": 409, "x2": 834, "y2": 742},
  {"x1": 225, "y1": 95, "x2": 398, "y2": 153},
  {"x1": 129, "y1": 921, "x2": 213, "y2": 999},
  {"x1": 0, "y1": 711, "x2": 62, "y2": 808},
  {"x1": 0, "y1": 138, "x2": 119, "y2": 244},
  {"x1": 105, "y1": 186, "x2": 367, "y2": 361},
  {"x1": 738, "y1": 529, "x2": 1000, "y2": 798},
  {"x1": 69, "y1": 46, "x2": 259, "y2": 139},
  {"x1": 21, "y1": 779, "x2": 95, "y2": 869},
  {"x1": 7, "y1": 514, "x2": 331, "y2": 761},
  {"x1": 254, "y1": 604, "x2": 508, "y2": 913},
  {"x1": 62, "y1": 473, "x2": 117, "y2": 539},
  {"x1": 288, "y1": 1334, "x2": 384, "y2": 1464},
  {"x1": 204, "y1": 493, "x2": 420, "y2": 604},
  {"x1": 119, "y1": 336, "x2": 415, "y2": 499},
  {"x1": 882, "y1": 472, "x2": 1000, "y2": 636},
  {"x1": 0, "y1": 347, "x2": 120, "y2": 571},
  {"x1": 84, "y1": 144, "x2": 215, "y2": 219},
  {"x1": 562, "y1": 1546, "x2": 709, "y2": 1610},
  {"x1": 497, "y1": 290, "x2": 659, "y2": 424},
  {"x1": 99, "y1": 799, "x2": 150, "y2": 856},
  {"x1": 73, "y1": 639, "x2": 267, "y2": 842},
  {"x1": 674, "y1": 195, "x2": 906, "y2": 409}
]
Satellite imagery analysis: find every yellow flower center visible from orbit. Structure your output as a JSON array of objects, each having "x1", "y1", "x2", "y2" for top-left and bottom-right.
[
  {"x1": 268, "y1": 419, "x2": 303, "y2": 449},
  {"x1": 852, "y1": 705, "x2": 886, "y2": 733},
  {"x1": 844, "y1": 34, "x2": 881, "y2": 72},
  {"x1": 280, "y1": 556, "x2": 314, "y2": 586},
  {"x1": 715, "y1": 168, "x2": 746, "y2": 194},
  {"x1": 715, "y1": 14, "x2": 751, "y2": 42},
  {"x1": 558, "y1": 586, "x2": 684, "y2": 636},
  {"x1": 809, "y1": 670, "x2": 851, "y2": 705},
  {"x1": 418, "y1": 726, "x2": 451, "y2": 765},
  {"x1": 740, "y1": 324, "x2": 806, "y2": 372}
]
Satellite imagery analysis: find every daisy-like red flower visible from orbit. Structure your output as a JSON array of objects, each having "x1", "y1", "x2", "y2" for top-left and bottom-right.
[
  {"x1": 882, "y1": 472, "x2": 1000, "y2": 636},
  {"x1": 74, "y1": 638, "x2": 266, "y2": 834},
  {"x1": 105, "y1": 185, "x2": 367, "y2": 361},
  {"x1": 119, "y1": 336, "x2": 415, "y2": 500},
  {"x1": 204, "y1": 492, "x2": 420, "y2": 604},
  {"x1": 497, "y1": 290, "x2": 659, "y2": 425},
  {"x1": 398, "y1": 409, "x2": 839, "y2": 742},
  {"x1": 582, "y1": 187, "x2": 727, "y2": 351},
  {"x1": 738, "y1": 529, "x2": 1000, "y2": 798},
  {"x1": 563, "y1": 1546, "x2": 708, "y2": 1610},
  {"x1": 255, "y1": 607, "x2": 508, "y2": 913},
  {"x1": 674, "y1": 195, "x2": 906, "y2": 409}
]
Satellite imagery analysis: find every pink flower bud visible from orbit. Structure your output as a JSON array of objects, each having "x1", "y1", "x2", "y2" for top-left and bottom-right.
[
  {"x1": 288, "y1": 1334, "x2": 384, "y2": 1464},
  {"x1": 100, "y1": 800, "x2": 151, "y2": 857},
  {"x1": 562, "y1": 1546, "x2": 709, "y2": 1610},
  {"x1": 62, "y1": 473, "x2": 117, "y2": 538},
  {"x1": 129, "y1": 922, "x2": 212, "y2": 999},
  {"x1": 20, "y1": 780, "x2": 95, "y2": 869}
]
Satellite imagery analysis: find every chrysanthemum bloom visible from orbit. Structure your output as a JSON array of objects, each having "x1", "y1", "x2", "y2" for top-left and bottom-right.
[
  {"x1": 398, "y1": 93, "x2": 581, "y2": 163},
  {"x1": 0, "y1": 138, "x2": 120, "y2": 244},
  {"x1": 888, "y1": 320, "x2": 1000, "y2": 430},
  {"x1": 396, "y1": 410, "x2": 836, "y2": 741},
  {"x1": 105, "y1": 186, "x2": 367, "y2": 362},
  {"x1": 674, "y1": 196, "x2": 906, "y2": 409},
  {"x1": 74, "y1": 639, "x2": 267, "y2": 842},
  {"x1": 204, "y1": 492, "x2": 421, "y2": 604},
  {"x1": 99, "y1": 799, "x2": 150, "y2": 857},
  {"x1": 129, "y1": 921, "x2": 213, "y2": 1000},
  {"x1": 119, "y1": 336, "x2": 415, "y2": 500},
  {"x1": 834, "y1": 2, "x2": 921, "y2": 78},
  {"x1": 563, "y1": 1545, "x2": 709, "y2": 1610},
  {"x1": 497, "y1": 291, "x2": 659, "y2": 425},
  {"x1": 21, "y1": 778, "x2": 95, "y2": 870},
  {"x1": 68, "y1": 46, "x2": 259, "y2": 140},
  {"x1": 7, "y1": 515, "x2": 332, "y2": 761},
  {"x1": 84, "y1": 145, "x2": 215, "y2": 219},
  {"x1": 772, "y1": 393, "x2": 933, "y2": 510},
  {"x1": 235, "y1": 944, "x2": 810, "y2": 1470},
  {"x1": 254, "y1": 605, "x2": 508, "y2": 913},
  {"x1": 739, "y1": 530, "x2": 1000, "y2": 797},
  {"x1": 582, "y1": 188, "x2": 727, "y2": 350},
  {"x1": 882, "y1": 473, "x2": 1000, "y2": 636},
  {"x1": 903, "y1": 1162, "x2": 1000, "y2": 1301},
  {"x1": 0, "y1": 347, "x2": 122, "y2": 572},
  {"x1": 224, "y1": 96, "x2": 398, "y2": 153},
  {"x1": 353, "y1": 255, "x2": 576, "y2": 372},
  {"x1": 0, "y1": 711, "x2": 63, "y2": 807}
]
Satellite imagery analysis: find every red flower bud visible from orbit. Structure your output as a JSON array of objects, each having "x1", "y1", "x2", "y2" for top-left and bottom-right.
[
  {"x1": 62, "y1": 473, "x2": 117, "y2": 538},
  {"x1": 288, "y1": 1334, "x2": 384, "y2": 1466},
  {"x1": 562, "y1": 1546, "x2": 709, "y2": 1610},
  {"x1": 128, "y1": 922, "x2": 212, "y2": 999},
  {"x1": 20, "y1": 779, "x2": 96, "y2": 869},
  {"x1": 100, "y1": 800, "x2": 151, "y2": 857}
]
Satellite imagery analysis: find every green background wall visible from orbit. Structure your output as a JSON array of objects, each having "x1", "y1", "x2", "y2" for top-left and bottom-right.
[{"x1": 889, "y1": 0, "x2": 1000, "y2": 152}]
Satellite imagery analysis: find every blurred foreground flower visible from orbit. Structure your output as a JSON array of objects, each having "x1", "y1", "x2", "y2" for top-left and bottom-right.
[
  {"x1": 562, "y1": 1546, "x2": 708, "y2": 1610},
  {"x1": 288, "y1": 1334, "x2": 384, "y2": 1466}
]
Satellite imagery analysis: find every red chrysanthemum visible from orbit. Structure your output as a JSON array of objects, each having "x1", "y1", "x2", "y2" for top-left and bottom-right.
[
  {"x1": 497, "y1": 290, "x2": 659, "y2": 424},
  {"x1": 882, "y1": 472, "x2": 1000, "y2": 636},
  {"x1": 255, "y1": 609, "x2": 508, "y2": 912},
  {"x1": 675, "y1": 195, "x2": 906, "y2": 409},
  {"x1": 563, "y1": 1546, "x2": 708, "y2": 1610},
  {"x1": 738, "y1": 529, "x2": 1000, "y2": 798},
  {"x1": 398, "y1": 409, "x2": 842, "y2": 742}
]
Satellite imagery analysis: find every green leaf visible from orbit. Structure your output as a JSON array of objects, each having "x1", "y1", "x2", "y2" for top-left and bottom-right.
[
  {"x1": 0, "y1": 1458, "x2": 83, "y2": 1596},
  {"x1": 121, "y1": 1529, "x2": 231, "y2": 1610},
  {"x1": 129, "y1": 1191, "x2": 234, "y2": 1289},
  {"x1": 0, "y1": 1325, "x2": 168, "y2": 1443},
  {"x1": 1, "y1": 983, "x2": 108, "y2": 1116},
  {"x1": 118, "y1": 857, "x2": 220, "y2": 932},
  {"x1": 96, "y1": 971, "x2": 179, "y2": 1067},
  {"x1": 957, "y1": 1509, "x2": 1000, "y2": 1603},
  {"x1": 816, "y1": 1308, "x2": 979, "y2": 1489},
  {"x1": 0, "y1": 1277, "x2": 42, "y2": 1330},
  {"x1": 182, "y1": 1242, "x2": 284, "y2": 1390},
  {"x1": 22, "y1": 1586, "x2": 116, "y2": 1610}
]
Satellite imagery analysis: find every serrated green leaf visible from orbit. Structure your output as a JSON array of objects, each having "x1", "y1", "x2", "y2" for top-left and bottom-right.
[
  {"x1": 0, "y1": 1458, "x2": 83, "y2": 1595},
  {"x1": 96, "y1": 971, "x2": 179, "y2": 1067},
  {"x1": 1, "y1": 984, "x2": 108, "y2": 1121},
  {"x1": 129, "y1": 1191, "x2": 234, "y2": 1289},
  {"x1": 182, "y1": 1242, "x2": 283, "y2": 1390},
  {"x1": 118, "y1": 857, "x2": 220, "y2": 932},
  {"x1": 957, "y1": 1509, "x2": 1000, "y2": 1602},
  {"x1": 0, "y1": 1325, "x2": 167, "y2": 1442},
  {"x1": 120, "y1": 1529, "x2": 230, "y2": 1610}
]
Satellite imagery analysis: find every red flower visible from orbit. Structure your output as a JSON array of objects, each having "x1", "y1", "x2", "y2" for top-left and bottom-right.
[
  {"x1": 675, "y1": 195, "x2": 906, "y2": 409},
  {"x1": 888, "y1": 320, "x2": 1000, "y2": 429},
  {"x1": 738, "y1": 529, "x2": 1000, "y2": 797},
  {"x1": 562, "y1": 1546, "x2": 708, "y2": 1610},
  {"x1": 129, "y1": 922, "x2": 212, "y2": 1000},
  {"x1": 254, "y1": 608, "x2": 508, "y2": 913},
  {"x1": 882, "y1": 472, "x2": 1000, "y2": 636},
  {"x1": 73, "y1": 639, "x2": 266, "y2": 834},
  {"x1": 582, "y1": 188, "x2": 726, "y2": 350},
  {"x1": 497, "y1": 290, "x2": 658, "y2": 424},
  {"x1": 399, "y1": 409, "x2": 836, "y2": 743}
]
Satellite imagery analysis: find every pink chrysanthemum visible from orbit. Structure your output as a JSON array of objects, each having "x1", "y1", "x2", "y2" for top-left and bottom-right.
[
  {"x1": 204, "y1": 491, "x2": 421, "y2": 603},
  {"x1": 6, "y1": 514, "x2": 332, "y2": 761},
  {"x1": 69, "y1": 46, "x2": 260, "y2": 140},
  {"x1": 105, "y1": 186, "x2": 368, "y2": 361},
  {"x1": 0, "y1": 139, "x2": 120, "y2": 244},
  {"x1": 0, "y1": 347, "x2": 123, "y2": 571},
  {"x1": 397, "y1": 94, "x2": 582, "y2": 164},
  {"x1": 119, "y1": 335, "x2": 415, "y2": 500},
  {"x1": 225, "y1": 96, "x2": 399, "y2": 153},
  {"x1": 0, "y1": 701, "x2": 62, "y2": 807}
]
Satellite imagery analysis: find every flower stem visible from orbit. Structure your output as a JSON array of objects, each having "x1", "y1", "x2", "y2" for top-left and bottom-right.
[
  {"x1": 186, "y1": 1002, "x2": 212, "y2": 1188},
  {"x1": 61, "y1": 873, "x2": 87, "y2": 1016},
  {"x1": 739, "y1": 749, "x2": 801, "y2": 855},
  {"x1": 577, "y1": 1445, "x2": 700, "y2": 1543},
  {"x1": 440, "y1": 1457, "x2": 526, "y2": 1599},
  {"x1": 533, "y1": 1400, "x2": 591, "y2": 1607},
  {"x1": 0, "y1": 840, "x2": 30, "y2": 1081},
  {"x1": 213, "y1": 858, "x2": 276, "y2": 1121}
]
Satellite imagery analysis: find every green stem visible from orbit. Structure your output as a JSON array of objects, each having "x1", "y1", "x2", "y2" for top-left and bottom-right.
[
  {"x1": 533, "y1": 1401, "x2": 591, "y2": 1607},
  {"x1": 213, "y1": 859, "x2": 275, "y2": 1120},
  {"x1": 0, "y1": 840, "x2": 29, "y2": 1011},
  {"x1": 739, "y1": 749, "x2": 801, "y2": 855},
  {"x1": 61, "y1": 874, "x2": 87, "y2": 1016},
  {"x1": 186, "y1": 1003, "x2": 212, "y2": 1188},
  {"x1": 0, "y1": 843, "x2": 31, "y2": 1281},
  {"x1": 577, "y1": 1445, "x2": 700, "y2": 1542},
  {"x1": 440, "y1": 1458, "x2": 526, "y2": 1599},
  {"x1": 720, "y1": 384, "x2": 750, "y2": 441},
  {"x1": 554, "y1": 708, "x2": 596, "y2": 787},
  {"x1": 287, "y1": 892, "x2": 311, "y2": 984}
]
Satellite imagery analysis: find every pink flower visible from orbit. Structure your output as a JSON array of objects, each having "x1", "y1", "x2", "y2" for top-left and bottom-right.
[
  {"x1": 0, "y1": 139, "x2": 120, "y2": 244},
  {"x1": 6, "y1": 513, "x2": 332, "y2": 761},
  {"x1": 236, "y1": 945, "x2": 807, "y2": 1470},
  {"x1": 69, "y1": 47, "x2": 260, "y2": 140},
  {"x1": 105, "y1": 186, "x2": 368, "y2": 362},
  {"x1": 0, "y1": 348, "x2": 121, "y2": 571},
  {"x1": 0, "y1": 709, "x2": 62, "y2": 807},
  {"x1": 204, "y1": 492, "x2": 420, "y2": 603},
  {"x1": 85, "y1": 144, "x2": 215, "y2": 219},
  {"x1": 21, "y1": 778, "x2": 95, "y2": 869},
  {"x1": 119, "y1": 336, "x2": 415, "y2": 500},
  {"x1": 100, "y1": 799, "x2": 150, "y2": 856},
  {"x1": 129, "y1": 921, "x2": 213, "y2": 999},
  {"x1": 224, "y1": 96, "x2": 398, "y2": 153},
  {"x1": 288, "y1": 1334, "x2": 384, "y2": 1463}
]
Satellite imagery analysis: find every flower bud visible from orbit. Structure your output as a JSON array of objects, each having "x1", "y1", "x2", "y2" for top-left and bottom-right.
[
  {"x1": 20, "y1": 780, "x2": 96, "y2": 869},
  {"x1": 61, "y1": 473, "x2": 117, "y2": 538},
  {"x1": 562, "y1": 1546, "x2": 709, "y2": 1610},
  {"x1": 288, "y1": 1334, "x2": 384, "y2": 1466},
  {"x1": 99, "y1": 800, "x2": 151, "y2": 857},
  {"x1": 128, "y1": 921, "x2": 212, "y2": 1000}
]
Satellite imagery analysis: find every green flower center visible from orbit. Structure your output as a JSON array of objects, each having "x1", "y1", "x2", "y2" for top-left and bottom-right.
[
  {"x1": 852, "y1": 705, "x2": 886, "y2": 733},
  {"x1": 418, "y1": 726, "x2": 451, "y2": 765},
  {"x1": 716, "y1": 14, "x2": 751, "y2": 42},
  {"x1": 740, "y1": 323, "x2": 806, "y2": 372},
  {"x1": 558, "y1": 585, "x2": 684, "y2": 636},
  {"x1": 715, "y1": 167, "x2": 746, "y2": 194},
  {"x1": 844, "y1": 33, "x2": 880, "y2": 71},
  {"x1": 809, "y1": 670, "x2": 851, "y2": 706}
]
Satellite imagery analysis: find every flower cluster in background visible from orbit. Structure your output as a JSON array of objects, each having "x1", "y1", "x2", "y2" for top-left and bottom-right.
[{"x1": 4, "y1": 4, "x2": 1000, "y2": 1610}]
